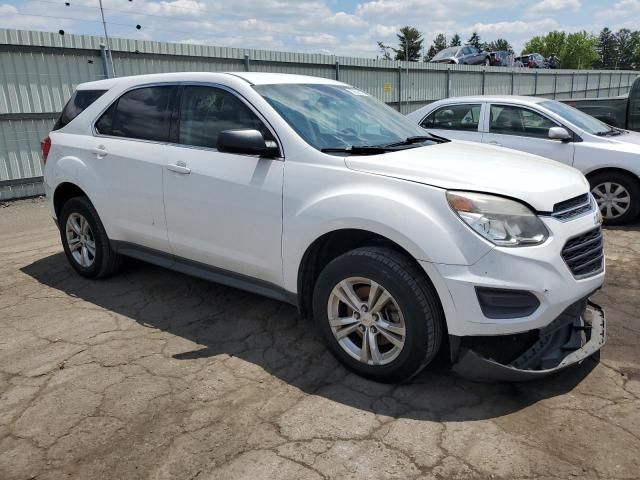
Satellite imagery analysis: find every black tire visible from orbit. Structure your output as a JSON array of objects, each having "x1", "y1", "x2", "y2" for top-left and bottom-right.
[
  {"x1": 312, "y1": 246, "x2": 444, "y2": 383},
  {"x1": 59, "y1": 196, "x2": 122, "y2": 278},
  {"x1": 484, "y1": 57, "x2": 491, "y2": 66},
  {"x1": 589, "y1": 171, "x2": 640, "y2": 225}
]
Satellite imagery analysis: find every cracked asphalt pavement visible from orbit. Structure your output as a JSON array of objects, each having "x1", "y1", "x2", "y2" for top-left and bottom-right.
[{"x1": 1, "y1": 198, "x2": 639, "y2": 480}]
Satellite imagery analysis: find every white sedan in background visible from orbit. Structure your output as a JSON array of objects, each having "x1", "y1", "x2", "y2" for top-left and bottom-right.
[{"x1": 407, "y1": 96, "x2": 640, "y2": 224}]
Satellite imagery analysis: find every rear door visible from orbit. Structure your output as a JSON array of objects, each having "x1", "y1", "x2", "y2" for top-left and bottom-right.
[
  {"x1": 419, "y1": 103, "x2": 484, "y2": 142},
  {"x1": 482, "y1": 103, "x2": 575, "y2": 165},
  {"x1": 92, "y1": 85, "x2": 177, "y2": 252}
]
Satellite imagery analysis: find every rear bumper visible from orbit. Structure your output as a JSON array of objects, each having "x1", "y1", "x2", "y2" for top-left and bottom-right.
[{"x1": 451, "y1": 299, "x2": 606, "y2": 381}]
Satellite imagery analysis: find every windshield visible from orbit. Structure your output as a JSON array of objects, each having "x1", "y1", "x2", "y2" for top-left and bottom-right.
[
  {"x1": 540, "y1": 100, "x2": 612, "y2": 134},
  {"x1": 254, "y1": 83, "x2": 431, "y2": 151},
  {"x1": 432, "y1": 47, "x2": 458, "y2": 60}
]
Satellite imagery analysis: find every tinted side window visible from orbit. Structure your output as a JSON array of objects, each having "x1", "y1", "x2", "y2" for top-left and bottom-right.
[
  {"x1": 490, "y1": 105, "x2": 557, "y2": 138},
  {"x1": 421, "y1": 104, "x2": 481, "y2": 131},
  {"x1": 178, "y1": 86, "x2": 271, "y2": 149},
  {"x1": 95, "y1": 86, "x2": 175, "y2": 141},
  {"x1": 54, "y1": 89, "x2": 106, "y2": 130}
]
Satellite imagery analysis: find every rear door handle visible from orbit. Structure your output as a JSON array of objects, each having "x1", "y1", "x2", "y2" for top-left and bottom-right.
[
  {"x1": 167, "y1": 161, "x2": 191, "y2": 174},
  {"x1": 488, "y1": 141, "x2": 503, "y2": 147},
  {"x1": 90, "y1": 145, "x2": 108, "y2": 157}
]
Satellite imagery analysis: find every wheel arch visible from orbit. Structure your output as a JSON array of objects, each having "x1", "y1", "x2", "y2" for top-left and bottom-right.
[
  {"x1": 296, "y1": 228, "x2": 432, "y2": 320},
  {"x1": 53, "y1": 182, "x2": 90, "y2": 219},
  {"x1": 585, "y1": 167, "x2": 640, "y2": 188}
]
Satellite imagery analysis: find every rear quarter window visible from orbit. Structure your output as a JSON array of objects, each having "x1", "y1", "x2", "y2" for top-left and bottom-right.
[{"x1": 53, "y1": 89, "x2": 107, "y2": 130}]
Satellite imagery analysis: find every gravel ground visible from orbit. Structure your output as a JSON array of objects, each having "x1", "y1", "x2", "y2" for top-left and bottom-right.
[{"x1": 0, "y1": 197, "x2": 639, "y2": 480}]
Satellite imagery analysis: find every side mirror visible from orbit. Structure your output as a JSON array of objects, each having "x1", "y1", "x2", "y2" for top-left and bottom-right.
[
  {"x1": 217, "y1": 129, "x2": 279, "y2": 157},
  {"x1": 548, "y1": 126, "x2": 571, "y2": 141}
]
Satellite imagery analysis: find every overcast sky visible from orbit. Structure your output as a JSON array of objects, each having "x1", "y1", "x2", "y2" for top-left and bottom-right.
[{"x1": 1, "y1": 0, "x2": 639, "y2": 57}]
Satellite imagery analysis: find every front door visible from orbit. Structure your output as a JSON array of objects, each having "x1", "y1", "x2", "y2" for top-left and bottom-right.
[
  {"x1": 482, "y1": 103, "x2": 575, "y2": 166},
  {"x1": 162, "y1": 85, "x2": 284, "y2": 285}
]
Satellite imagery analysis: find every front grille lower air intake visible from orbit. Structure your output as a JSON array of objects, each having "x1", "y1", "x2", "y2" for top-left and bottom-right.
[{"x1": 561, "y1": 227, "x2": 604, "y2": 278}]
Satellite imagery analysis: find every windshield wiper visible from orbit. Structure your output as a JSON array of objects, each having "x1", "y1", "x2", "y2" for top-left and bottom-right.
[
  {"x1": 320, "y1": 145, "x2": 390, "y2": 155},
  {"x1": 383, "y1": 134, "x2": 449, "y2": 148},
  {"x1": 595, "y1": 128, "x2": 622, "y2": 137}
]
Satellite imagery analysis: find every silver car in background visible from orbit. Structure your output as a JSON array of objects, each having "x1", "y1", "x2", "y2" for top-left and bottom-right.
[
  {"x1": 407, "y1": 95, "x2": 640, "y2": 224},
  {"x1": 429, "y1": 46, "x2": 490, "y2": 66}
]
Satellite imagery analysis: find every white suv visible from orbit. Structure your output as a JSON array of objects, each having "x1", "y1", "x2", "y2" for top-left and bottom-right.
[{"x1": 43, "y1": 72, "x2": 606, "y2": 382}]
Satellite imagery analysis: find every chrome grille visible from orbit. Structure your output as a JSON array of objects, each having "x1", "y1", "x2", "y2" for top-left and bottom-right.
[
  {"x1": 561, "y1": 227, "x2": 604, "y2": 278},
  {"x1": 552, "y1": 193, "x2": 594, "y2": 221}
]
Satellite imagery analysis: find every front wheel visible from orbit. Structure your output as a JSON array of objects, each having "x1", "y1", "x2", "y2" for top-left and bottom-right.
[
  {"x1": 589, "y1": 172, "x2": 640, "y2": 225},
  {"x1": 484, "y1": 57, "x2": 491, "y2": 66},
  {"x1": 312, "y1": 246, "x2": 443, "y2": 383}
]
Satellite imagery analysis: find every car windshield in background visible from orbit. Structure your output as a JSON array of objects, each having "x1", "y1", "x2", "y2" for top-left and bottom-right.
[
  {"x1": 540, "y1": 100, "x2": 614, "y2": 135},
  {"x1": 254, "y1": 83, "x2": 434, "y2": 152},
  {"x1": 432, "y1": 47, "x2": 458, "y2": 60}
]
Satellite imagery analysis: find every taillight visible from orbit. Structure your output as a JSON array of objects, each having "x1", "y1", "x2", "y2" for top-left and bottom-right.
[{"x1": 40, "y1": 135, "x2": 51, "y2": 163}]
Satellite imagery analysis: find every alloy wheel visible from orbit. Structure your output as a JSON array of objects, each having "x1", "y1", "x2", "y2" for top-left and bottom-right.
[
  {"x1": 327, "y1": 277, "x2": 406, "y2": 366},
  {"x1": 65, "y1": 212, "x2": 96, "y2": 268},
  {"x1": 592, "y1": 182, "x2": 631, "y2": 220}
]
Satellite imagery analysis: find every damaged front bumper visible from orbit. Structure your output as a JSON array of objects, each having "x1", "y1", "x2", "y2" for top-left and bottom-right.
[{"x1": 451, "y1": 299, "x2": 606, "y2": 382}]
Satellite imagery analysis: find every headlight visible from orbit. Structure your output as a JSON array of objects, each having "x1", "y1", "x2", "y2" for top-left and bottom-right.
[{"x1": 446, "y1": 191, "x2": 549, "y2": 247}]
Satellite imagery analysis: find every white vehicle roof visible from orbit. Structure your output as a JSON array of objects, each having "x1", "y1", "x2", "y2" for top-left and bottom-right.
[
  {"x1": 428, "y1": 95, "x2": 548, "y2": 106},
  {"x1": 76, "y1": 72, "x2": 345, "y2": 91}
]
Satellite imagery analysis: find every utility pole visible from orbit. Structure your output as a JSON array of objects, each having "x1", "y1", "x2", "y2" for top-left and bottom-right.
[{"x1": 98, "y1": 0, "x2": 116, "y2": 77}]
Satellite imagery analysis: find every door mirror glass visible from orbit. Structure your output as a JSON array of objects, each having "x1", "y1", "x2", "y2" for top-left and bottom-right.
[
  {"x1": 217, "y1": 129, "x2": 279, "y2": 157},
  {"x1": 548, "y1": 126, "x2": 571, "y2": 141}
]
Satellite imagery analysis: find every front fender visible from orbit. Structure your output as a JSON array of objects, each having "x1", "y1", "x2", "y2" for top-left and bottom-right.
[{"x1": 281, "y1": 174, "x2": 493, "y2": 293}]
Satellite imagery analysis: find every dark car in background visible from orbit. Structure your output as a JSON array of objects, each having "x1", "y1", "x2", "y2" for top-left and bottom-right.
[
  {"x1": 489, "y1": 51, "x2": 513, "y2": 66},
  {"x1": 562, "y1": 75, "x2": 640, "y2": 131},
  {"x1": 430, "y1": 45, "x2": 490, "y2": 65},
  {"x1": 514, "y1": 53, "x2": 548, "y2": 68}
]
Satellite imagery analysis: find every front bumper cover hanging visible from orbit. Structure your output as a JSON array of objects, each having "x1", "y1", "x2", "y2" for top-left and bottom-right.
[{"x1": 452, "y1": 299, "x2": 606, "y2": 382}]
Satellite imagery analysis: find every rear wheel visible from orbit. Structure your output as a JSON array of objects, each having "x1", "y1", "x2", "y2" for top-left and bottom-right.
[
  {"x1": 312, "y1": 246, "x2": 443, "y2": 383},
  {"x1": 589, "y1": 172, "x2": 640, "y2": 225},
  {"x1": 59, "y1": 196, "x2": 122, "y2": 278}
]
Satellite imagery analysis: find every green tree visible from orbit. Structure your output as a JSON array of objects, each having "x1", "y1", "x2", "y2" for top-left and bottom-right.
[
  {"x1": 450, "y1": 33, "x2": 461, "y2": 47},
  {"x1": 467, "y1": 32, "x2": 481, "y2": 50},
  {"x1": 522, "y1": 31, "x2": 566, "y2": 57},
  {"x1": 563, "y1": 31, "x2": 599, "y2": 69},
  {"x1": 616, "y1": 28, "x2": 635, "y2": 69},
  {"x1": 632, "y1": 31, "x2": 640, "y2": 68},
  {"x1": 596, "y1": 27, "x2": 617, "y2": 68},
  {"x1": 394, "y1": 26, "x2": 424, "y2": 61},
  {"x1": 523, "y1": 30, "x2": 597, "y2": 69},
  {"x1": 377, "y1": 41, "x2": 392, "y2": 60},
  {"x1": 425, "y1": 33, "x2": 448, "y2": 60},
  {"x1": 484, "y1": 38, "x2": 513, "y2": 53}
]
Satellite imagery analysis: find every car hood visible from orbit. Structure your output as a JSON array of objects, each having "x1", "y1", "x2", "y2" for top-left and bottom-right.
[
  {"x1": 344, "y1": 140, "x2": 589, "y2": 212},
  {"x1": 603, "y1": 130, "x2": 640, "y2": 148}
]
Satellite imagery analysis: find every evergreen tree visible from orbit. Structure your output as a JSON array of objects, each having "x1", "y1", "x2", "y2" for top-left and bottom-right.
[
  {"x1": 450, "y1": 33, "x2": 461, "y2": 47},
  {"x1": 467, "y1": 32, "x2": 481, "y2": 50},
  {"x1": 425, "y1": 34, "x2": 448, "y2": 61},
  {"x1": 616, "y1": 28, "x2": 635, "y2": 69},
  {"x1": 395, "y1": 26, "x2": 424, "y2": 61},
  {"x1": 485, "y1": 38, "x2": 513, "y2": 53},
  {"x1": 596, "y1": 28, "x2": 618, "y2": 68}
]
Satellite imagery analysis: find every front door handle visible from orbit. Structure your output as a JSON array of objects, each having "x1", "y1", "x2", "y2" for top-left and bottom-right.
[
  {"x1": 167, "y1": 161, "x2": 191, "y2": 174},
  {"x1": 90, "y1": 145, "x2": 108, "y2": 157},
  {"x1": 488, "y1": 141, "x2": 503, "y2": 147}
]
